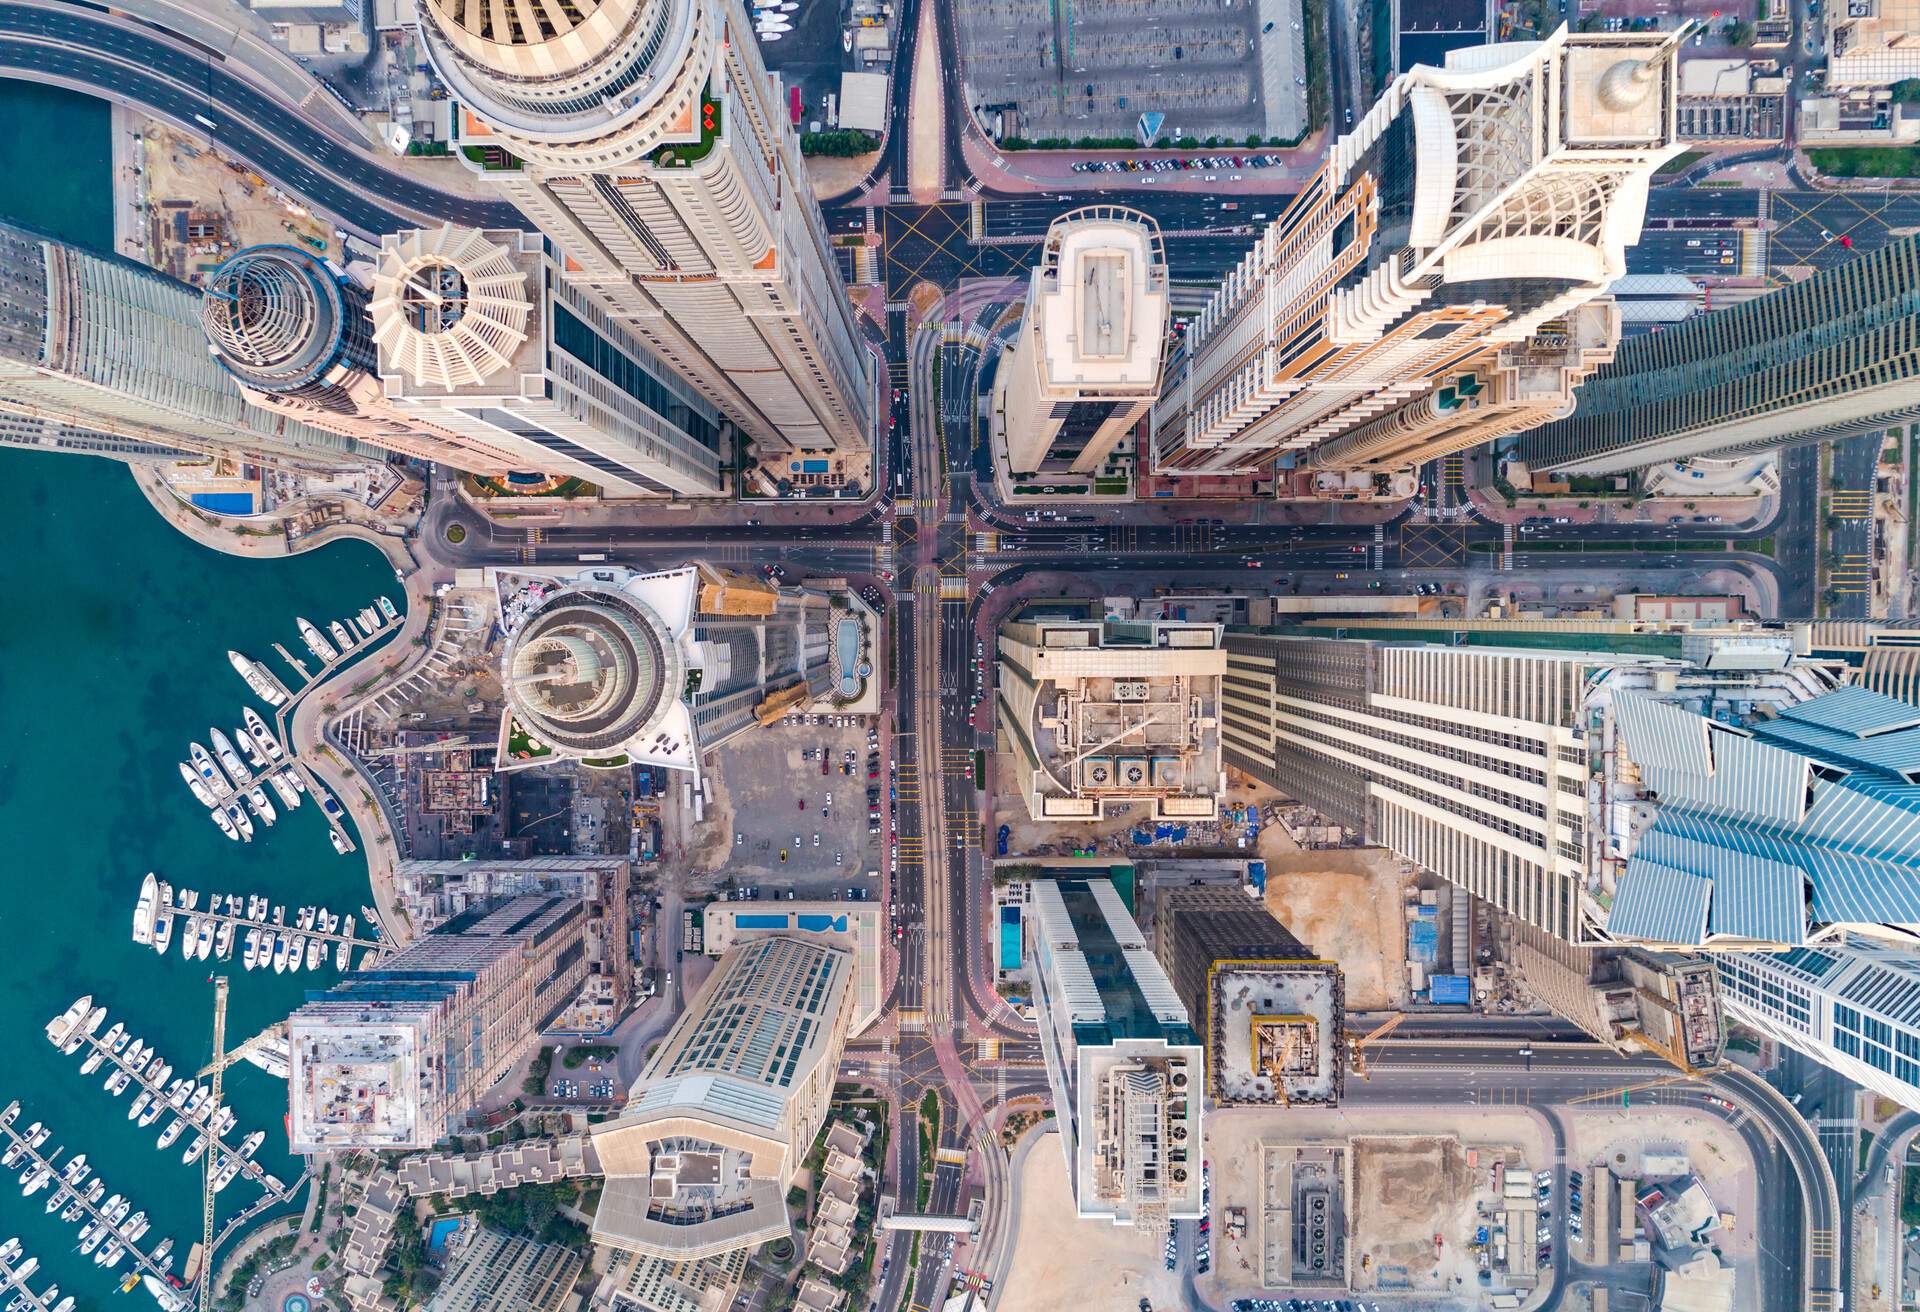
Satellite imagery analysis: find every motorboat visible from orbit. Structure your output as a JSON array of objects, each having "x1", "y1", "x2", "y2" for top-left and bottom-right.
[
  {"x1": 137, "y1": 1097, "x2": 163, "y2": 1129},
  {"x1": 229, "y1": 650, "x2": 286, "y2": 706},
  {"x1": 242, "y1": 929, "x2": 259, "y2": 971},
  {"x1": 297, "y1": 906, "x2": 316, "y2": 931},
  {"x1": 123, "y1": 1212, "x2": 147, "y2": 1241},
  {"x1": 194, "y1": 920, "x2": 215, "y2": 962},
  {"x1": 272, "y1": 936, "x2": 290, "y2": 973},
  {"x1": 246, "y1": 786, "x2": 276, "y2": 826},
  {"x1": 328, "y1": 620, "x2": 355, "y2": 653},
  {"x1": 18, "y1": 1168, "x2": 50, "y2": 1198},
  {"x1": 97, "y1": 1022, "x2": 124, "y2": 1054},
  {"x1": 209, "y1": 729, "x2": 250, "y2": 787},
  {"x1": 151, "y1": 912, "x2": 174, "y2": 954},
  {"x1": 104, "y1": 1070, "x2": 130, "y2": 1096},
  {"x1": 146, "y1": 1057, "x2": 169, "y2": 1081},
  {"x1": 214, "y1": 920, "x2": 235, "y2": 960},
  {"x1": 156, "y1": 1119, "x2": 184, "y2": 1151},
  {"x1": 95, "y1": 1240, "x2": 124, "y2": 1268},
  {"x1": 183, "y1": 1087, "x2": 209, "y2": 1118},
  {"x1": 267, "y1": 771, "x2": 301, "y2": 810},
  {"x1": 330, "y1": 828, "x2": 352, "y2": 855},
  {"x1": 237, "y1": 1130, "x2": 265, "y2": 1159},
  {"x1": 288, "y1": 935, "x2": 307, "y2": 969},
  {"x1": 297, "y1": 618, "x2": 337, "y2": 663},
  {"x1": 132, "y1": 873, "x2": 158, "y2": 945},
  {"x1": 238, "y1": 731, "x2": 267, "y2": 772},
  {"x1": 26, "y1": 1125, "x2": 48, "y2": 1150},
  {"x1": 357, "y1": 607, "x2": 379, "y2": 635},
  {"x1": 166, "y1": 1080, "x2": 190, "y2": 1109},
  {"x1": 226, "y1": 803, "x2": 253, "y2": 842},
  {"x1": 0, "y1": 1239, "x2": 19, "y2": 1264},
  {"x1": 210, "y1": 1107, "x2": 236, "y2": 1137},
  {"x1": 305, "y1": 938, "x2": 324, "y2": 971},
  {"x1": 188, "y1": 744, "x2": 231, "y2": 799},
  {"x1": 181, "y1": 1134, "x2": 207, "y2": 1166},
  {"x1": 5, "y1": 1259, "x2": 33, "y2": 1284},
  {"x1": 127, "y1": 1092, "x2": 150, "y2": 1122},
  {"x1": 378, "y1": 595, "x2": 399, "y2": 622},
  {"x1": 336, "y1": 917, "x2": 355, "y2": 969},
  {"x1": 45, "y1": 998, "x2": 88, "y2": 1051},
  {"x1": 77, "y1": 1223, "x2": 103, "y2": 1256},
  {"x1": 243, "y1": 706, "x2": 284, "y2": 761}
]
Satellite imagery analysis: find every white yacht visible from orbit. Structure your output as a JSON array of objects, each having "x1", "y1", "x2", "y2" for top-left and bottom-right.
[
  {"x1": 237, "y1": 1130, "x2": 265, "y2": 1159},
  {"x1": 330, "y1": 828, "x2": 352, "y2": 855},
  {"x1": 336, "y1": 917, "x2": 355, "y2": 969},
  {"x1": 180, "y1": 1135, "x2": 207, "y2": 1166},
  {"x1": 45, "y1": 998, "x2": 88, "y2": 1051},
  {"x1": 213, "y1": 921, "x2": 235, "y2": 961},
  {"x1": 178, "y1": 763, "x2": 217, "y2": 805},
  {"x1": 229, "y1": 650, "x2": 286, "y2": 706},
  {"x1": 151, "y1": 910, "x2": 174, "y2": 953},
  {"x1": 267, "y1": 771, "x2": 301, "y2": 810},
  {"x1": 132, "y1": 874, "x2": 158, "y2": 946},
  {"x1": 297, "y1": 906, "x2": 316, "y2": 931},
  {"x1": 356, "y1": 607, "x2": 379, "y2": 635},
  {"x1": 178, "y1": 915, "x2": 200, "y2": 957},
  {"x1": 288, "y1": 935, "x2": 306, "y2": 970},
  {"x1": 242, "y1": 929, "x2": 259, "y2": 971},
  {"x1": 328, "y1": 619, "x2": 355, "y2": 652},
  {"x1": 194, "y1": 920, "x2": 215, "y2": 962},
  {"x1": 209, "y1": 729, "x2": 249, "y2": 787},
  {"x1": 156, "y1": 1119, "x2": 184, "y2": 1151},
  {"x1": 246, "y1": 786, "x2": 277, "y2": 826},
  {"x1": 226, "y1": 803, "x2": 253, "y2": 842},
  {"x1": 272, "y1": 936, "x2": 290, "y2": 973},
  {"x1": 297, "y1": 617, "x2": 337, "y2": 663},
  {"x1": 188, "y1": 744, "x2": 232, "y2": 799},
  {"x1": 243, "y1": 706, "x2": 284, "y2": 761},
  {"x1": 305, "y1": 938, "x2": 325, "y2": 971},
  {"x1": 127, "y1": 1092, "x2": 150, "y2": 1122}
]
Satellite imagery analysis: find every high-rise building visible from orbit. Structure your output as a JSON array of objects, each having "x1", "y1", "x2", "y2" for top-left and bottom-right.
[
  {"x1": 1218, "y1": 624, "x2": 1920, "y2": 951},
  {"x1": 1150, "y1": 28, "x2": 1683, "y2": 478},
  {"x1": 994, "y1": 614, "x2": 1226, "y2": 822},
  {"x1": 416, "y1": 0, "x2": 873, "y2": 466},
  {"x1": 1151, "y1": 884, "x2": 1344, "y2": 1105},
  {"x1": 1505, "y1": 920, "x2": 1724, "y2": 1072},
  {"x1": 591, "y1": 1247, "x2": 750, "y2": 1312},
  {"x1": 1717, "y1": 942, "x2": 1920, "y2": 1112},
  {"x1": 493, "y1": 562, "x2": 835, "y2": 774},
  {"x1": 1515, "y1": 235, "x2": 1920, "y2": 475},
  {"x1": 591, "y1": 935, "x2": 857, "y2": 1258},
  {"x1": 393, "y1": 857, "x2": 631, "y2": 1034},
  {"x1": 369, "y1": 226, "x2": 729, "y2": 497},
  {"x1": 287, "y1": 895, "x2": 591, "y2": 1151},
  {"x1": 1024, "y1": 875, "x2": 1203, "y2": 1226},
  {"x1": 202, "y1": 243, "x2": 549, "y2": 478},
  {"x1": 994, "y1": 206, "x2": 1169, "y2": 480},
  {"x1": 0, "y1": 219, "x2": 376, "y2": 468},
  {"x1": 424, "y1": 1227, "x2": 584, "y2": 1312}
]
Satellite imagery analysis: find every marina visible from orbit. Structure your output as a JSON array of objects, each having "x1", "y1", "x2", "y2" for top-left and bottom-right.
[
  {"x1": 130, "y1": 877, "x2": 384, "y2": 973},
  {"x1": 0, "y1": 1099, "x2": 186, "y2": 1300},
  {"x1": 0, "y1": 1238, "x2": 81, "y2": 1312},
  {"x1": 46, "y1": 1002, "x2": 290, "y2": 1203}
]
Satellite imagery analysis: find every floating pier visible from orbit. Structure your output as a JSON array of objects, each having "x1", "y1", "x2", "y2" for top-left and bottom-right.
[
  {"x1": 135, "y1": 883, "x2": 383, "y2": 972},
  {"x1": 0, "y1": 1102, "x2": 181, "y2": 1288}
]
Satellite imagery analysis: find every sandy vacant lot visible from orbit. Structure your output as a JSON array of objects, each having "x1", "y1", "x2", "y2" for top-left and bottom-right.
[
  {"x1": 999, "y1": 1129, "x2": 1186, "y2": 1312},
  {"x1": 1260, "y1": 846, "x2": 1412, "y2": 1010}
]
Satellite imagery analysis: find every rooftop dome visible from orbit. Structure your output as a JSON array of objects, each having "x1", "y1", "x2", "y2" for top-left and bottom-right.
[
  {"x1": 201, "y1": 247, "x2": 350, "y2": 393},
  {"x1": 369, "y1": 227, "x2": 532, "y2": 390},
  {"x1": 504, "y1": 587, "x2": 680, "y2": 755}
]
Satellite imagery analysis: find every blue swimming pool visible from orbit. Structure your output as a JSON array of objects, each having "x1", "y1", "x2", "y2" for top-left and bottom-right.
[
  {"x1": 427, "y1": 1217, "x2": 462, "y2": 1251},
  {"x1": 189, "y1": 491, "x2": 256, "y2": 515}
]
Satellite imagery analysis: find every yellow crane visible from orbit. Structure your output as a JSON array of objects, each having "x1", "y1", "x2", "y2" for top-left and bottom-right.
[
  {"x1": 1567, "y1": 1072, "x2": 1696, "y2": 1106},
  {"x1": 199, "y1": 976, "x2": 229, "y2": 1312},
  {"x1": 1346, "y1": 1014, "x2": 1405, "y2": 1082}
]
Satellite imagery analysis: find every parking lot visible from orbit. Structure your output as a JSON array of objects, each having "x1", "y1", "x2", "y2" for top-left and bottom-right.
[{"x1": 692, "y1": 717, "x2": 885, "y2": 898}]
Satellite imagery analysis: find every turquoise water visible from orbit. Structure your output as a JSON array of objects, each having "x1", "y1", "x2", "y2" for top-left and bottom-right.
[{"x1": 0, "y1": 82, "x2": 398, "y2": 1307}]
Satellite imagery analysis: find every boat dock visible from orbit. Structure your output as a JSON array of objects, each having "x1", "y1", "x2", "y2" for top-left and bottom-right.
[
  {"x1": 0, "y1": 1105, "x2": 180, "y2": 1288},
  {"x1": 0, "y1": 1245, "x2": 70, "y2": 1312},
  {"x1": 270, "y1": 643, "x2": 311, "y2": 687},
  {"x1": 140, "y1": 886, "x2": 384, "y2": 970},
  {"x1": 58, "y1": 1023, "x2": 293, "y2": 1203}
]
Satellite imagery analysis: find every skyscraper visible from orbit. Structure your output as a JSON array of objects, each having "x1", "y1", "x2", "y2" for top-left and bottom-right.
[
  {"x1": 0, "y1": 219, "x2": 375, "y2": 468},
  {"x1": 1151, "y1": 884, "x2": 1344, "y2": 1105},
  {"x1": 287, "y1": 895, "x2": 591, "y2": 1151},
  {"x1": 994, "y1": 207, "x2": 1169, "y2": 481},
  {"x1": 1218, "y1": 623, "x2": 1920, "y2": 951},
  {"x1": 369, "y1": 226, "x2": 729, "y2": 497},
  {"x1": 424, "y1": 1227, "x2": 585, "y2": 1312},
  {"x1": 201, "y1": 242, "x2": 548, "y2": 476},
  {"x1": 591, "y1": 935, "x2": 857, "y2": 1258},
  {"x1": 417, "y1": 0, "x2": 872, "y2": 468},
  {"x1": 1515, "y1": 234, "x2": 1920, "y2": 475},
  {"x1": 493, "y1": 561, "x2": 835, "y2": 775},
  {"x1": 994, "y1": 614, "x2": 1226, "y2": 822},
  {"x1": 1150, "y1": 28, "x2": 1683, "y2": 479},
  {"x1": 1024, "y1": 875, "x2": 1203, "y2": 1226}
]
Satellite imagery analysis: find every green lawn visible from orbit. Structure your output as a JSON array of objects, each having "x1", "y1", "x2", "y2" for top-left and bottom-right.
[
  {"x1": 1656, "y1": 149, "x2": 1708, "y2": 176},
  {"x1": 1808, "y1": 147, "x2": 1920, "y2": 178}
]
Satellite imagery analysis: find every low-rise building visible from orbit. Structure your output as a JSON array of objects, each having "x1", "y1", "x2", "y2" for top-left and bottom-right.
[{"x1": 1676, "y1": 58, "x2": 1785, "y2": 140}]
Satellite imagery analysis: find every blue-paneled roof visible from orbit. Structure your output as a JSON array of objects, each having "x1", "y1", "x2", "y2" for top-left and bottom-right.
[{"x1": 1607, "y1": 860, "x2": 1711, "y2": 945}]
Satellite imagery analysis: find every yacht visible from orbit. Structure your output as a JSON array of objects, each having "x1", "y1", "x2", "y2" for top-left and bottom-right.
[
  {"x1": 104, "y1": 1070, "x2": 130, "y2": 1096},
  {"x1": 151, "y1": 911, "x2": 174, "y2": 954},
  {"x1": 188, "y1": 744, "x2": 232, "y2": 799},
  {"x1": 243, "y1": 708, "x2": 284, "y2": 761},
  {"x1": 210, "y1": 807, "x2": 236, "y2": 844},
  {"x1": 77, "y1": 1223, "x2": 103, "y2": 1256},
  {"x1": 127, "y1": 1092, "x2": 150, "y2": 1123},
  {"x1": 181, "y1": 1134, "x2": 207, "y2": 1166},
  {"x1": 209, "y1": 729, "x2": 249, "y2": 787},
  {"x1": 194, "y1": 920, "x2": 215, "y2": 962},
  {"x1": 0, "y1": 1239, "x2": 19, "y2": 1264},
  {"x1": 156, "y1": 1120, "x2": 184, "y2": 1151},
  {"x1": 237, "y1": 731, "x2": 267, "y2": 772},
  {"x1": 50, "y1": 1298, "x2": 73, "y2": 1312},
  {"x1": 267, "y1": 772, "x2": 300, "y2": 810},
  {"x1": 95, "y1": 1240, "x2": 123, "y2": 1268},
  {"x1": 305, "y1": 938, "x2": 325, "y2": 971},
  {"x1": 214, "y1": 921, "x2": 235, "y2": 961},
  {"x1": 124, "y1": 1214, "x2": 148, "y2": 1241},
  {"x1": 136, "y1": 1098, "x2": 163, "y2": 1129},
  {"x1": 378, "y1": 595, "x2": 399, "y2": 623},
  {"x1": 241, "y1": 1041, "x2": 289, "y2": 1080},
  {"x1": 330, "y1": 827, "x2": 352, "y2": 855},
  {"x1": 176, "y1": 916, "x2": 198, "y2": 959},
  {"x1": 18, "y1": 1167, "x2": 49, "y2": 1198},
  {"x1": 27, "y1": 1125, "x2": 48, "y2": 1150},
  {"x1": 297, "y1": 618, "x2": 337, "y2": 663},
  {"x1": 58, "y1": 1155, "x2": 87, "y2": 1186},
  {"x1": 131, "y1": 874, "x2": 158, "y2": 946},
  {"x1": 164, "y1": 1080, "x2": 189, "y2": 1109},
  {"x1": 6, "y1": 1260, "x2": 33, "y2": 1284},
  {"x1": 94, "y1": 1020, "x2": 124, "y2": 1054},
  {"x1": 357, "y1": 607, "x2": 379, "y2": 635},
  {"x1": 237, "y1": 1130, "x2": 265, "y2": 1159},
  {"x1": 225, "y1": 803, "x2": 253, "y2": 843},
  {"x1": 271, "y1": 905, "x2": 286, "y2": 924},
  {"x1": 178, "y1": 890, "x2": 198, "y2": 911},
  {"x1": 336, "y1": 917, "x2": 355, "y2": 969},
  {"x1": 183, "y1": 1087, "x2": 209, "y2": 1119},
  {"x1": 242, "y1": 929, "x2": 259, "y2": 971},
  {"x1": 210, "y1": 1107, "x2": 236, "y2": 1137},
  {"x1": 143, "y1": 1276, "x2": 184, "y2": 1312},
  {"x1": 328, "y1": 619, "x2": 355, "y2": 652},
  {"x1": 210, "y1": 1154, "x2": 242, "y2": 1192},
  {"x1": 44, "y1": 998, "x2": 87, "y2": 1050},
  {"x1": 59, "y1": 1195, "x2": 86, "y2": 1224},
  {"x1": 272, "y1": 936, "x2": 290, "y2": 973},
  {"x1": 228, "y1": 650, "x2": 286, "y2": 706},
  {"x1": 290, "y1": 773, "x2": 309, "y2": 796},
  {"x1": 246, "y1": 786, "x2": 277, "y2": 826},
  {"x1": 297, "y1": 907, "x2": 316, "y2": 931},
  {"x1": 288, "y1": 935, "x2": 307, "y2": 970}
]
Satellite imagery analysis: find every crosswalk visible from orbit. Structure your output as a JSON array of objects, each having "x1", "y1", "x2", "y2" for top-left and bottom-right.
[
  {"x1": 1107, "y1": 524, "x2": 1139, "y2": 553},
  {"x1": 1502, "y1": 522, "x2": 1516, "y2": 571},
  {"x1": 1830, "y1": 488, "x2": 1876, "y2": 520},
  {"x1": 1443, "y1": 452, "x2": 1466, "y2": 488},
  {"x1": 1372, "y1": 522, "x2": 1385, "y2": 570},
  {"x1": 1831, "y1": 553, "x2": 1874, "y2": 596}
]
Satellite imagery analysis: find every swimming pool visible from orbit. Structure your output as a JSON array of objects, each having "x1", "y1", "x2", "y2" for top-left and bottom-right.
[
  {"x1": 427, "y1": 1217, "x2": 462, "y2": 1251},
  {"x1": 189, "y1": 491, "x2": 256, "y2": 515},
  {"x1": 836, "y1": 617, "x2": 862, "y2": 695}
]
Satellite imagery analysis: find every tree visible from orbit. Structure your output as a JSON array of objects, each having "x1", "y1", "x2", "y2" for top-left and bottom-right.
[
  {"x1": 1893, "y1": 78, "x2": 1920, "y2": 103},
  {"x1": 1724, "y1": 17, "x2": 1754, "y2": 44}
]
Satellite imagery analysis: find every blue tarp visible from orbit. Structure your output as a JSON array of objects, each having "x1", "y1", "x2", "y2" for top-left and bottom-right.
[
  {"x1": 1247, "y1": 861, "x2": 1267, "y2": 893},
  {"x1": 1408, "y1": 919, "x2": 1439, "y2": 962},
  {"x1": 1430, "y1": 974, "x2": 1471, "y2": 1006}
]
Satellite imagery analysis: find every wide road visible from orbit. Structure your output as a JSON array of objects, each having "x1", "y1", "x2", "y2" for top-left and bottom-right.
[{"x1": 0, "y1": 1, "x2": 520, "y2": 233}]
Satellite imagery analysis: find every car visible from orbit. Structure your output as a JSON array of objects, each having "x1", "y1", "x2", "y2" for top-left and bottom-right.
[
  {"x1": 736, "y1": 831, "x2": 744, "y2": 844},
  {"x1": 799, "y1": 798, "x2": 807, "y2": 810},
  {"x1": 1536, "y1": 1171, "x2": 1552, "y2": 1184},
  {"x1": 813, "y1": 833, "x2": 821, "y2": 846},
  {"x1": 826, "y1": 792, "x2": 833, "y2": 806}
]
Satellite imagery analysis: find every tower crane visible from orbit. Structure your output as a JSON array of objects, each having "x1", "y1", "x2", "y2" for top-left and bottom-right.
[{"x1": 1346, "y1": 1013, "x2": 1405, "y2": 1082}]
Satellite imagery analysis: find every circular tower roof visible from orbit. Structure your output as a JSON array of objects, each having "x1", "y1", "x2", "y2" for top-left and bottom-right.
[
  {"x1": 504, "y1": 586, "x2": 680, "y2": 756},
  {"x1": 201, "y1": 247, "x2": 355, "y2": 393},
  {"x1": 369, "y1": 227, "x2": 533, "y2": 390}
]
